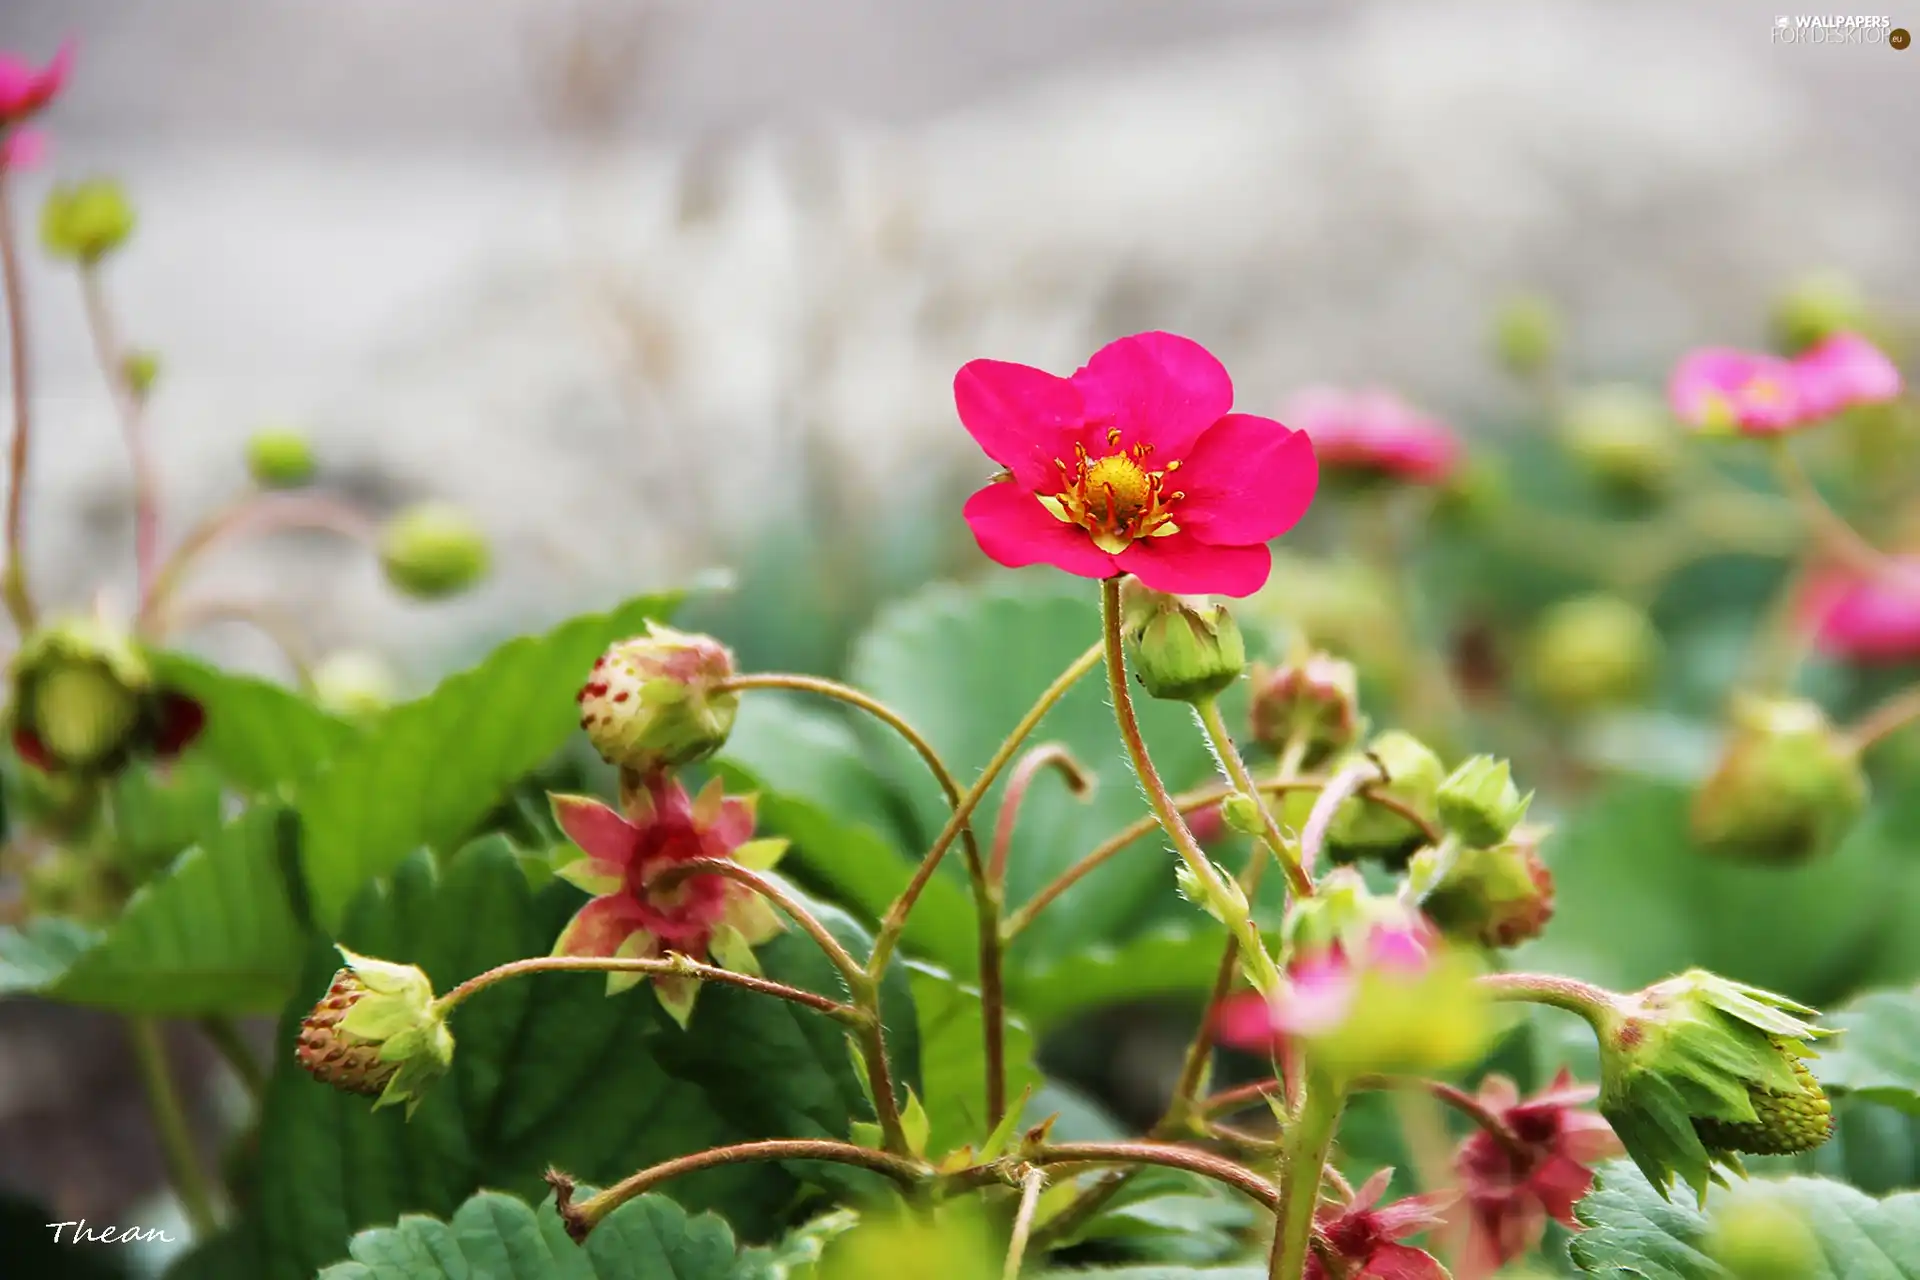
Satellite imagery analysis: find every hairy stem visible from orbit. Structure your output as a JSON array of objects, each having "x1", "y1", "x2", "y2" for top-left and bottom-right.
[
  {"x1": 1298, "y1": 758, "x2": 1383, "y2": 878},
  {"x1": 1002, "y1": 1166, "x2": 1047, "y2": 1280},
  {"x1": 1478, "y1": 972, "x2": 1615, "y2": 1030},
  {"x1": 554, "y1": 1140, "x2": 928, "y2": 1241},
  {"x1": 948, "y1": 1141, "x2": 1278, "y2": 1210},
  {"x1": 79, "y1": 263, "x2": 164, "y2": 598},
  {"x1": 128, "y1": 1017, "x2": 218, "y2": 1237},
  {"x1": 433, "y1": 953, "x2": 855, "y2": 1020},
  {"x1": 1196, "y1": 698, "x2": 1312, "y2": 897},
  {"x1": 1269, "y1": 1080, "x2": 1344, "y2": 1280},
  {"x1": 0, "y1": 171, "x2": 37, "y2": 630}
]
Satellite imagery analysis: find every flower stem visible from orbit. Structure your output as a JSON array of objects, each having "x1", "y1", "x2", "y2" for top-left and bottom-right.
[
  {"x1": 0, "y1": 170, "x2": 38, "y2": 631},
  {"x1": 127, "y1": 1017, "x2": 218, "y2": 1238},
  {"x1": 1770, "y1": 438, "x2": 1920, "y2": 588},
  {"x1": 1477, "y1": 972, "x2": 1614, "y2": 1031},
  {"x1": 1269, "y1": 1078, "x2": 1344, "y2": 1280},
  {"x1": 1847, "y1": 681, "x2": 1920, "y2": 754},
  {"x1": 1196, "y1": 698, "x2": 1313, "y2": 898},
  {"x1": 866, "y1": 641, "x2": 1103, "y2": 979},
  {"x1": 1004, "y1": 776, "x2": 1435, "y2": 941},
  {"x1": 432, "y1": 952, "x2": 856, "y2": 1020},
  {"x1": 153, "y1": 596, "x2": 316, "y2": 686},
  {"x1": 1002, "y1": 1166, "x2": 1047, "y2": 1280},
  {"x1": 138, "y1": 492, "x2": 377, "y2": 628},
  {"x1": 1297, "y1": 758, "x2": 1383, "y2": 879},
  {"x1": 1099, "y1": 578, "x2": 1277, "y2": 993},
  {"x1": 947, "y1": 1141, "x2": 1279, "y2": 1210},
  {"x1": 79, "y1": 262, "x2": 164, "y2": 599},
  {"x1": 554, "y1": 1140, "x2": 928, "y2": 1241}
]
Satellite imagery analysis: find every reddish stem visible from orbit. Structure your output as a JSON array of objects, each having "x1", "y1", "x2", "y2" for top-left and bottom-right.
[
  {"x1": 0, "y1": 170, "x2": 37, "y2": 631},
  {"x1": 79, "y1": 264, "x2": 163, "y2": 599}
]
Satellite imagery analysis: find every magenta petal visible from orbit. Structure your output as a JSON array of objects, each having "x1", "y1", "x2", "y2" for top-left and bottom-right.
[
  {"x1": 1809, "y1": 559, "x2": 1920, "y2": 663},
  {"x1": 550, "y1": 793, "x2": 643, "y2": 868},
  {"x1": 1668, "y1": 348, "x2": 1802, "y2": 433},
  {"x1": 1175, "y1": 414, "x2": 1319, "y2": 544},
  {"x1": 1212, "y1": 991, "x2": 1281, "y2": 1053},
  {"x1": 954, "y1": 359, "x2": 1085, "y2": 489},
  {"x1": 963, "y1": 481, "x2": 1118, "y2": 579},
  {"x1": 1362, "y1": 1243, "x2": 1450, "y2": 1280},
  {"x1": 1072, "y1": 332, "x2": 1233, "y2": 458},
  {"x1": 1116, "y1": 530, "x2": 1271, "y2": 598},
  {"x1": 1794, "y1": 332, "x2": 1903, "y2": 419}
]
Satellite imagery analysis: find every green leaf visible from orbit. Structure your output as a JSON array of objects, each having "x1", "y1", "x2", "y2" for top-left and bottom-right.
[
  {"x1": 299, "y1": 592, "x2": 679, "y2": 928},
  {"x1": 1571, "y1": 1159, "x2": 1920, "y2": 1278},
  {"x1": 1816, "y1": 987, "x2": 1920, "y2": 1115},
  {"x1": 907, "y1": 963, "x2": 1041, "y2": 1156},
  {"x1": 849, "y1": 582, "x2": 1217, "y2": 963},
  {"x1": 2, "y1": 806, "x2": 306, "y2": 1014},
  {"x1": 319, "y1": 1191, "x2": 773, "y2": 1280},
  {"x1": 151, "y1": 652, "x2": 359, "y2": 794},
  {"x1": 715, "y1": 698, "x2": 975, "y2": 977},
  {"x1": 1004, "y1": 926, "x2": 1232, "y2": 1033},
  {"x1": 1035, "y1": 1268, "x2": 1262, "y2": 1279},
  {"x1": 107, "y1": 756, "x2": 226, "y2": 878},
  {"x1": 206, "y1": 837, "x2": 893, "y2": 1279}
]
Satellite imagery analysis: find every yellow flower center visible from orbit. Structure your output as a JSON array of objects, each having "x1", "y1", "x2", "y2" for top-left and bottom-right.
[{"x1": 1038, "y1": 429, "x2": 1185, "y2": 554}]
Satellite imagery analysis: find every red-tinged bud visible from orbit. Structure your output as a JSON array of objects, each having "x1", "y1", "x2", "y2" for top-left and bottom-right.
[
  {"x1": 1691, "y1": 695, "x2": 1867, "y2": 865},
  {"x1": 1247, "y1": 652, "x2": 1360, "y2": 761},
  {"x1": 577, "y1": 624, "x2": 739, "y2": 774},
  {"x1": 1414, "y1": 825, "x2": 1555, "y2": 950},
  {"x1": 6, "y1": 617, "x2": 205, "y2": 776}
]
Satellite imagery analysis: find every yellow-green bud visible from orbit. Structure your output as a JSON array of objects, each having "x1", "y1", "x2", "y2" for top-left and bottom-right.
[
  {"x1": 40, "y1": 179, "x2": 137, "y2": 262},
  {"x1": 1219, "y1": 791, "x2": 1267, "y2": 838},
  {"x1": 1491, "y1": 292, "x2": 1560, "y2": 378},
  {"x1": 8, "y1": 618, "x2": 153, "y2": 774},
  {"x1": 1120, "y1": 581, "x2": 1246, "y2": 705},
  {"x1": 1524, "y1": 594, "x2": 1658, "y2": 716},
  {"x1": 1412, "y1": 826, "x2": 1555, "y2": 950},
  {"x1": 122, "y1": 350, "x2": 160, "y2": 400},
  {"x1": 379, "y1": 503, "x2": 490, "y2": 600},
  {"x1": 1706, "y1": 1188, "x2": 1822, "y2": 1280},
  {"x1": 1325, "y1": 730, "x2": 1446, "y2": 864},
  {"x1": 312, "y1": 650, "x2": 398, "y2": 720},
  {"x1": 1691, "y1": 696, "x2": 1867, "y2": 865},
  {"x1": 1560, "y1": 384, "x2": 1683, "y2": 497},
  {"x1": 1436, "y1": 755, "x2": 1531, "y2": 848},
  {"x1": 1247, "y1": 652, "x2": 1361, "y2": 761},
  {"x1": 296, "y1": 947, "x2": 454, "y2": 1117},
  {"x1": 579, "y1": 623, "x2": 738, "y2": 773},
  {"x1": 1432, "y1": 454, "x2": 1510, "y2": 531},
  {"x1": 246, "y1": 427, "x2": 317, "y2": 489},
  {"x1": 1770, "y1": 269, "x2": 1870, "y2": 356}
]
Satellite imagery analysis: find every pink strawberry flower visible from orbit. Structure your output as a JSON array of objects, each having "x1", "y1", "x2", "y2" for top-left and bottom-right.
[
  {"x1": 0, "y1": 42, "x2": 72, "y2": 124},
  {"x1": 956, "y1": 332, "x2": 1318, "y2": 598},
  {"x1": 1213, "y1": 924, "x2": 1435, "y2": 1054},
  {"x1": 1669, "y1": 348, "x2": 1803, "y2": 434},
  {"x1": 1282, "y1": 387, "x2": 1461, "y2": 486},
  {"x1": 549, "y1": 774, "x2": 788, "y2": 1025},
  {"x1": 1454, "y1": 1070, "x2": 1622, "y2": 1270},
  {"x1": 1306, "y1": 1168, "x2": 1452, "y2": 1280},
  {"x1": 1801, "y1": 556, "x2": 1920, "y2": 664},
  {"x1": 1792, "y1": 332, "x2": 1903, "y2": 420}
]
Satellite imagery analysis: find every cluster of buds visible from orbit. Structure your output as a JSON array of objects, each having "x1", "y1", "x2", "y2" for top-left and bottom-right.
[
  {"x1": 1413, "y1": 825, "x2": 1555, "y2": 950},
  {"x1": 6, "y1": 617, "x2": 203, "y2": 776},
  {"x1": 1318, "y1": 729, "x2": 1446, "y2": 865},
  {"x1": 1590, "y1": 970, "x2": 1834, "y2": 1200},
  {"x1": 295, "y1": 949, "x2": 455, "y2": 1117},
  {"x1": 1119, "y1": 582, "x2": 1246, "y2": 705},
  {"x1": 1246, "y1": 651, "x2": 1360, "y2": 763},
  {"x1": 1691, "y1": 695, "x2": 1867, "y2": 864}
]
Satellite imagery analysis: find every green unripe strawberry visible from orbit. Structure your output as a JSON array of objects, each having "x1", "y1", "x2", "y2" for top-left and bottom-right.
[{"x1": 379, "y1": 503, "x2": 490, "y2": 600}]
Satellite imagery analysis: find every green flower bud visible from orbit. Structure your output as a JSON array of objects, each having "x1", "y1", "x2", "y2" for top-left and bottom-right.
[
  {"x1": 122, "y1": 350, "x2": 160, "y2": 400},
  {"x1": 579, "y1": 623, "x2": 738, "y2": 773},
  {"x1": 1247, "y1": 652, "x2": 1361, "y2": 761},
  {"x1": 1219, "y1": 791, "x2": 1267, "y2": 838},
  {"x1": 1691, "y1": 696, "x2": 1867, "y2": 865},
  {"x1": 1282, "y1": 865, "x2": 1424, "y2": 955},
  {"x1": 379, "y1": 503, "x2": 490, "y2": 600},
  {"x1": 1706, "y1": 1187, "x2": 1822, "y2": 1280},
  {"x1": 40, "y1": 179, "x2": 137, "y2": 262},
  {"x1": 246, "y1": 426, "x2": 317, "y2": 489},
  {"x1": 1325, "y1": 730, "x2": 1446, "y2": 865},
  {"x1": 1524, "y1": 594, "x2": 1658, "y2": 717},
  {"x1": 312, "y1": 650, "x2": 398, "y2": 720},
  {"x1": 295, "y1": 947, "x2": 454, "y2": 1117},
  {"x1": 1769, "y1": 269, "x2": 1870, "y2": 356},
  {"x1": 1491, "y1": 292, "x2": 1560, "y2": 378},
  {"x1": 7, "y1": 618, "x2": 165, "y2": 775},
  {"x1": 1120, "y1": 581, "x2": 1246, "y2": 705},
  {"x1": 1412, "y1": 826, "x2": 1555, "y2": 950},
  {"x1": 1436, "y1": 755, "x2": 1532, "y2": 848},
  {"x1": 1594, "y1": 969, "x2": 1834, "y2": 1202},
  {"x1": 1560, "y1": 384, "x2": 1683, "y2": 498}
]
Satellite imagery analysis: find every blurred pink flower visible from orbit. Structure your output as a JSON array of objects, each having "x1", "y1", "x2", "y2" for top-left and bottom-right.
[
  {"x1": 1668, "y1": 348, "x2": 1803, "y2": 434},
  {"x1": 0, "y1": 127, "x2": 45, "y2": 170},
  {"x1": 1305, "y1": 1168, "x2": 1452, "y2": 1280},
  {"x1": 1282, "y1": 387, "x2": 1460, "y2": 485},
  {"x1": 1792, "y1": 332, "x2": 1904, "y2": 420},
  {"x1": 1213, "y1": 923, "x2": 1437, "y2": 1053},
  {"x1": 0, "y1": 42, "x2": 73, "y2": 123},
  {"x1": 1455, "y1": 1069, "x2": 1622, "y2": 1271},
  {"x1": 1802, "y1": 556, "x2": 1920, "y2": 664},
  {"x1": 956, "y1": 332, "x2": 1318, "y2": 597}
]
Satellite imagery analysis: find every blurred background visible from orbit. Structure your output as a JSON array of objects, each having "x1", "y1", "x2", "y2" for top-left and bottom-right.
[{"x1": 2, "y1": 0, "x2": 1919, "y2": 1270}]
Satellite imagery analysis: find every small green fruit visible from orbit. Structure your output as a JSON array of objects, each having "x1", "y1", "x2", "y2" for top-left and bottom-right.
[
  {"x1": 1524, "y1": 594, "x2": 1658, "y2": 716},
  {"x1": 1691, "y1": 696, "x2": 1867, "y2": 865},
  {"x1": 1491, "y1": 292, "x2": 1560, "y2": 377},
  {"x1": 246, "y1": 427, "x2": 317, "y2": 489},
  {"x1": 1120, "y1": 581, "x2": 1246, "y2": 705},
  {"x1": 40, "y1": 179, "x2": 137, "y2": 262},
  {"x1": 379, "y1": 503, "x2": 490, "y2": 600}
]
